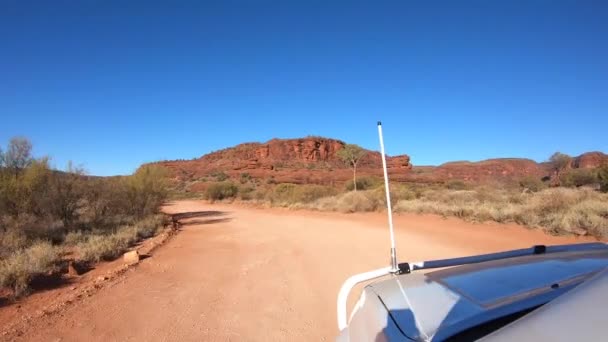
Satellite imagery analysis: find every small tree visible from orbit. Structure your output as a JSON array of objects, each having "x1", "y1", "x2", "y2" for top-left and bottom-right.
[
  {"x1": 549, "y1": 152, "x2": 572, "y2": 186},
  {"x1": 598, "y1": 163, "x2": 608, "y2": 193},
  {"x1": 337, "y1": 144, "x2": 367, "y2": 191},
  {"x1": 4, "y1": 137, "x2": 33, "y2": 176},
  {"x1": 127, "y1": 165, "x2": 169, "y2": 218},
  {"x1": 47, "y1": 162, "x2": 86, "y2": 228}
]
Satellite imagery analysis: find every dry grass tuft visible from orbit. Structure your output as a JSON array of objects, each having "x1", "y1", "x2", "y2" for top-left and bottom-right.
[
  {"x1": 76, "y1": 215, "x2": 164, "y2": 263},
  {"x1": 394, "y1": 187, "x2": 608, "y2": 237},
  {"x1": 0, "y1": 242, "x2": 60, "y2": 296},
  {"x1": 269, "y1": 183, "x2": 337, "y2": 206}
]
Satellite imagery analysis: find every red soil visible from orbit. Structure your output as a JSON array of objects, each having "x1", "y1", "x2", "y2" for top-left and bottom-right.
[{"x1": 1, "y1": 200, "x2": 593, "y2": 341}]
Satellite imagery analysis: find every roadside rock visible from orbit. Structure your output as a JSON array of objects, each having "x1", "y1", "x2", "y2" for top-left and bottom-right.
[
  {"x1": 67, "y1": 261, "x2": 84, "y2": 276},
  {"x1": 96, "y1": 276, "x2": 109, "y2": 282},
  {"x1": 123, "y1": 250, "x2": 140, "y2": 265}
]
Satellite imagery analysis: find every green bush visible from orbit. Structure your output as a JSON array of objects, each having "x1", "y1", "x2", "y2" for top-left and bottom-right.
[
  {"x1": 126, "y1": 165, "x2": 169, "y2": 218},
  {"x1": 206, "y1": 182, "x2": 238, "y2": 201},
  {"x1": 562, "y1": 169, "x2": 598, "y2": 188}
]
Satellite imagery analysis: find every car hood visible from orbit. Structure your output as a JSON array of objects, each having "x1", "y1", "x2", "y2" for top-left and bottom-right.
[{"x1": 364, "y1": 249, "x2": 608, "y2": 341}]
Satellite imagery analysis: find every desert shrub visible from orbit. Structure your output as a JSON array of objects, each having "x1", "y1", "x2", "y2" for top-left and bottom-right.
[
  {"x1": 600, "y1": 164, "x2": 608, "y2": 193},
  {"x1": 562, "y1": 169, "x2": 598, "y2": 188},
  {"x1": 0, "y1": 242, "x2": 60, "y2": 296},
  {"x1": 269, "y1": 183, "x2": 336, "y2": 205},
  {"x1": 132, "y1": 215, "x2": 164, "y2": 239},
  {"x1": 240, "y1": 173, "x2": 252, "y2": 184},
  {"x1": 81, "y1": 177, "x2": 129, "y2": 225},
  {"x1": 238, "y1": 185, "x2": 255, "y2": 200},
  {"x1": 77, "y1": 234, "x2": 130, "y2": 262},
  {"x1": 309, "y1": 196, "x2": 338, "y2": 211},
  {"x1": 422, "y1": 189, "x2": 477, "y2": 204},
  {"x1": 63, "y1": 230, "x2": 88, "y2": 246},
  {"x1": 335, "y1": 191, "x2": 380, "y2": 213},
  {"x1": 211, "y1": 171, "x2": 229, "y2": 182},
  {"x1": 549, "y1": 152, "x2": 573, "y2": 186},
  {"x1": 0, "y1": 158, "x2": 52, "y2": 219},
  {"x1": 309, "y1": 190, "x2": 381, "y2": 212},
  {"x1": 391, "y1": 185, "x2": 418, "y2": 201},
  {"x1": 77, "y1": 227, "x2": 134, "y2": 262},
  {"x1": 566, "y1": 199, "x2": 608, "y2": 237},
  {"x1": 370, "y1": 184, "x2": 418, "y2": 206},
  {"x1": 0, "y1": 137, "x2": 169, "y2": 297},
  {"x1": 345, "y1": 177, "x2": 382, "y2": 191},
  {"x1": 445, "y1": 180, "x2": 468, "y2": 190},
  {"x1": 46, "y1": 162, "x2": 87, "y2": 228},
  {"x1": 206, "y1": 182, "x2": 238, "y2": 201},
  {"x1": 252, "y1": 186, "x2": 270, "y2": 201},
  {"x1": 126, "y1": 165, "x2": 169, "y2": 218},
  {"x1": 297, "y1": 185, "x2": 336, "y2": 203},
  {"x1": 519, "y1": 176, "x2": 546, "y2": 192},
  {"x1": 394, "y1": 187, "x2": 608, "y2": 237},
  {"x1": 269, "y1": 183, "x2": 298, "y2": 204},
  {"x1": 75, "y1": 215, "x2": 164, "y2": 263},
  {"x1": 0, "y1": 227, "x2": 29, "y2": 258}
]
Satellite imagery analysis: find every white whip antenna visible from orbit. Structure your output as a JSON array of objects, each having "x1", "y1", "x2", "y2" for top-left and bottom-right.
[{"x1": 377, "y1": 121, "x2": 398, "y2": 273}]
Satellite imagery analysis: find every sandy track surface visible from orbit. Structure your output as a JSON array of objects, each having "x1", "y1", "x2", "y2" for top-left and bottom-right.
[{"x1": 7, "y1": 200, "x2": 589, "y2": 341}]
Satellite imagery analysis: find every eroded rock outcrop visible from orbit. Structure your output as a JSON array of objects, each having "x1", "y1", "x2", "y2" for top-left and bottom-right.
[
  {"x1": 155, "y1": 137, "x2": 412, "y2": 184},
  {"x1": 153, "y1": 137, "x2": 606, "y2": 187}
]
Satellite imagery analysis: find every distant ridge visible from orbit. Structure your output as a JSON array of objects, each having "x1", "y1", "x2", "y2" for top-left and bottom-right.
[
  {"x1": 153, "y1": 136, "x2": 411, "y2": 185},
  {"x1": 150, "y1": 137, "x2": 607, "y2": 186}
]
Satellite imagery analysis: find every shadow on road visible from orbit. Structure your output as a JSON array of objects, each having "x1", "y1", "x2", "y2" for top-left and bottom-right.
[
  {"x1": 180, "y1": 217, "x2": 232, "y2": 226},
  {"x1": 170, "y1": 211, "x2": 232, "y2": 227},
  {"x1": 171, "y1": 210, "x2": 228, "y2": 221}
]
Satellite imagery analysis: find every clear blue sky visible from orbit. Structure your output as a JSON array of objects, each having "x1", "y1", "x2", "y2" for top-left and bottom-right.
[{"x1": 1, "y1": 1, "x2": 607, "y2": 176}]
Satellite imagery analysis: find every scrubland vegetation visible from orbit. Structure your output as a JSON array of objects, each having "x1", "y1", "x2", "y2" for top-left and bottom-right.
[
  {"x1": 194, "y1": 164, "x2": 608, "y2": 239},
  {"x1": 0, "y1": 137, "x2": 168, "y2": 296}
]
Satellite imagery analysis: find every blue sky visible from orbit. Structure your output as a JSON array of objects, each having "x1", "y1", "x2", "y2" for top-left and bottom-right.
[{"x1": 1, "y1": 1, "x2": 607, "y2": 176}]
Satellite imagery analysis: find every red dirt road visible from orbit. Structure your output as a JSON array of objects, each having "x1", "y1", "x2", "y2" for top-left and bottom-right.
[{"x1": 5, "y1": 200, "x2": 590, "y2": 341}]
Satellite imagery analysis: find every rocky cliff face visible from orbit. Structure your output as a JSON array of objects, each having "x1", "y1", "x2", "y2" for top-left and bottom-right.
[
  {"x1": 408, "y1": 158, "x2": 548, "y2": 183},
  {"x1": 156, "y1": 137, "x2": 412, "y2": 185},
  {"x1": 153, "y1": 137, "x2": 607, "y2": 186},
  {"x1": 572, "y1": 152, "x2": 608, "y2": 169}
]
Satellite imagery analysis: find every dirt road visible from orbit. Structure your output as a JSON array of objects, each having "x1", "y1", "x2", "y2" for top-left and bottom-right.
[{"x1": 8, "y1": 200, "x2": 589, "y2": 341}]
